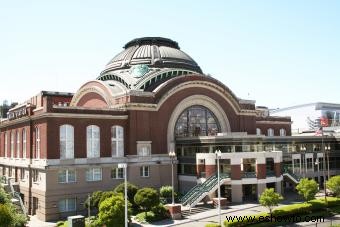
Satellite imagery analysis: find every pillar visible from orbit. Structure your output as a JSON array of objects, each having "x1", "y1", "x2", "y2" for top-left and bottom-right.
[{"x1": 231, "y1": 184, "x2": 242, "y2": 203}]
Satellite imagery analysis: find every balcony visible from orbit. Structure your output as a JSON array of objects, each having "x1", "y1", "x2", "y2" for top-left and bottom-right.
[
  {"x1": 266, "y1": 170, "x2": 276, "y2": 177},
  {"x1": 242, "y1": 172, "x2": 257, "y2": 178}
]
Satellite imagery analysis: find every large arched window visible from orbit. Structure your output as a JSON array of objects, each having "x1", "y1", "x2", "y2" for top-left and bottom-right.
[
  {"x1": 87, "y1": 125, "x2": 100, "y2": 158},
  {"x1": 60, "y1": 125, "x2": 74, "y2": 159},
  {"x1": 22, "y1": 128, "x2": 26, "y2": 159},
  {"x1": 279, "y1": 128, "x2": 286, "y2": 136},
  {"x1": 35, "y1": 127, "x2": 40, "y2": 159},
  {"x1": 111, "y1": 126, "x2": 124, "y2": 157},
  {"x1": 16, "y1": 131, "x2": 20, "y2": 158},
  {"x1": 267, "y1": 128, "x2": 274, "y2": 136},
  {"x1": 175, "y1": 105, "x2": 220, "y2": 138}
]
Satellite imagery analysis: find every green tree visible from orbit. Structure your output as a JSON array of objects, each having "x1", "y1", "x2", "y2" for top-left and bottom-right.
[
  {"x1": 97, "y1": 194, "x2": 130, "y2": 227},
  {"x1": 134, "y1": 188, "x2": 160, "y2": 216},
  {"x1": 0, "y1": 204, "x2": 13, "y2": 227},
  {"x1": 259, "y1": 188, "x2": 283, "y2": 215},
  {"x1": 296, "y1": 178, "x2": 319, "y2": 201},
  {"x1": 327, "y1": 175, "x2": 340, "y2": 197}
]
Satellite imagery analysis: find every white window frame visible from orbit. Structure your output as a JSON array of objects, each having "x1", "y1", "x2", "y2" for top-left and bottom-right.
[
  {"x1": 111, "y1": 167, "x2": 124, "y2": 179},
  {"x1": 267, "y1": 128, "x2": 274, "y2": 136},
  {"x1": 140, "y1": 166, "x2": 150, "y2": 178},
  {"x1": 32, "y1": 169, "x2": 39, "y2": 182},
  {"x1": 58, "y1": 198, "x2": 76, "y2": 213},
  {"x1": 20, "y1": 168, "x2": 25, "y2": 180},
  {"x1": 60, "y1": 125, "x2": 74, "y2": 159},
  {"x1": 10, "y1": 131, "x2": 14, "y2": 158},
  {"x1": 279, "y1": 128, "x2": 286, "y2": 136},
  {"x1": 22, "y1": 128, "x2": 26, "y2": 159},
  {"x1": 86, "y1": 125, "x2": 100, "y2": 158},
  {"x1": 16, "y1": 131, "x2": 20, "y2": 158},
  {"x1": 86, "y1": 168, "x2": 102, "y2": 182},
  {"x1": 35, "y1": 127, "x2": 40, "y2": 159},
  {"x1": 111, "y1": 126, "x2": 124, "y2": 157},
  {"x1": 58, "y1": 169, "x2": 76, "y2": 183}
]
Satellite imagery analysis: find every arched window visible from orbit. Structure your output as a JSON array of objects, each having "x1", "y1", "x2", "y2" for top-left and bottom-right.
[
  {"x1": 16, "y1": 131, "x2": 20, "y2": 158},
  {"x1": 280, "y1": 128, "x2": 286, "y2": 136},
  {"x1": 60, "y1": 125, "x2": 74, "y2": 159},
  {"x1": 175, "y1": 105, "x2": 220, "y2": 138},
  {"x1": 35, "y1": 127, "x2": 40, "y2": 159},
  {"x1": 111, "y1": 126, "x2": 124, "y2": 157},
  {"x1": 87, "y1": 125, "x2": 100, "y2": 158},
  {"x1": 256, "y1": 128, "x2": 261, "y2": 136},
  {"x1": 10, "y1": 131, "x2": 14, "y2": 158},
  {"x1": 267, "y1": 128, "x2": 274, "y2": 136},
  {"x1": 22, "y1": 128, "x2": 26, "y2": 159}
]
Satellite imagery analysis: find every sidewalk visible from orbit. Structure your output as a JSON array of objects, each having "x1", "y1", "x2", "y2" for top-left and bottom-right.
[{"x1": 27, "y1": 215, "x2": 56, "y2": 227}]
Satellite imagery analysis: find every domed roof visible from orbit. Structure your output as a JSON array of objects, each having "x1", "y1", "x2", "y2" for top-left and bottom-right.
[{"x1": 101, "y1": 37, "x2": 202, "y2": 74}]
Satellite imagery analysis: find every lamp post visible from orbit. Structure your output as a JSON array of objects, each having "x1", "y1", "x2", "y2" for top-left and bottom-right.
[
  {"x1": 326, "y1": 144, "x2": 330, "y2": 181},
  {"x1": 169, "y1": 150, "x2": 176, "y2": 205},
  {"x1": 315, "y1": 159, "x2": 320, "y2": 189},
  {"x1": 215, "y1": 149, "x2": 222, "y2": 227},
  {"x1": 118, "y1": 163, "x2": 128, "y2": 227},
  {"x1": 301, "y1": 145, "x2": 306, "y2": 177}
]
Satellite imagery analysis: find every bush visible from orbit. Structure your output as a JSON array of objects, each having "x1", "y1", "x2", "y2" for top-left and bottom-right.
[
  {"x1": 0, "y1": 188, "x2": 10, "y2": 204},
  {"x1": 99, "y1": 191, "x2": 116, "y2": 205},
  {"x1": 259, "y1": 188, "x2": 283, "y2": 215},
  {"x1": 327, "y1": 176, "x2": 340, "y2": 197},
  {"x1": 84, "y1": 191, "x2": 103, "y2": 209},
  {"x1": 205, "y1": 223, "x2": 221, "y2": 227},
  {"x1": 151, "y1": 204, "x2": 169, "y2": 219},
  {"x1": 97, "y1": 194, "x2": 131, "y2": 227},
  {"x1": 273, "y1": 203, "x2": 312, "y2": 216},
  {"x1": 159, "y1": 186, "x2": 173, "y2": 198},
  {"x1": 114, "y1": 182, "x2": 138, "y2": 204},
  {"x1": 0, "y1": 204, "x2": 12, "y2": 227},
  {"x1": 134, "y1": 188, "x2": 160, "y2": 216}
]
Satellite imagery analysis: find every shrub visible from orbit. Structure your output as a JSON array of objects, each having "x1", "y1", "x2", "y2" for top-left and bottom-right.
[
  {"x1": 99, "y1": 191, "x2": 116, "y2": 204},
  {"x1": 0, "y1": 204, "x2": 12, "y2": 227},
  {"x1": 84, "y1": 191, "x2": 103, "y2": 209},
  {"x1": 114, "y1": 182, "x2": 138, "y2": 204},
  {"x1": 134, "y1": 188, "x2": 160, "y2": 216},
  {"x1": 0, "y1": 188, "x2": 10, "y2": 205},
  {"x1": 97, "y1": 194, "x2": 130, "y2": 227},
  {"x1": 273, "y1": 203, "x2": 312, "y2": 216},
  {"x1": 151, "y1": 204, "x2": 169, "y2": 219},
  {"x1": 159, "y1": 186, "x2": 173, "y2": 198}
]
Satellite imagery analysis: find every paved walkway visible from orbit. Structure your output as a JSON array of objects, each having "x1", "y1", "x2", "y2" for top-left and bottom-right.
[{"x1": 27, "y1": 215, "x2": 56, "y2": 227}]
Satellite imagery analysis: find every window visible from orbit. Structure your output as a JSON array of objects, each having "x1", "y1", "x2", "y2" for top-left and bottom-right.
[
  {"x1": 111, "y1": 167, "x2": 124, "y2": 179},
  {"x1": 20, "y1": 168, "x2": 25, "y2": 180},
  {"x1": 4, "y1": 132, "x2": 7, "y2": 158},
  {"x1": 60, "y1": 125, "x2": 74, "y2": 159},
  {"x1": 10, "y1": 131, "x2": 14, "y2": 158},
  {"x1": 35, "y1": 127, "x2": 40, "y2": 159},
  {"x1": 111, "y1": 126, "x2": 124, "y2": 157},
  {"x1": 256, "y1": 128, "x2": 261, "y2": 136},
  {"x1": 307, "y1": 158, "x2": 313, "y2": 169},
  {"x1": 140, "y1": 166, "x2": 150, "y2": 177},
  {"x1": 22, "y1": 129, "x2": 26, "y2": 158},
  {"x1": 279, "y1": 128, "x2": 286, "y2": 136},
  {"x1": 86, "y1": 168, "x2": 102, "y2": 181},
  {"x1": 58, "y1": 198, "x2": 76, "y2": 212},
  {"x1": 32, "y1": 169, "x2": 39, "y2": 182},
  {"x1": 139, "y1": 146, "x2": 150, "y2": 156},
  {"x1": 58, "y1": 169, "x2": 76, "y2": 183},
  {"x1": 267, "y1": 128, "x2": 274, "y2": 136},
  {"x1": 16, "y1": 131, "x2": 20, "y2": 158},
  {"x1": 86, "y1": 125, "x2": 100, "y2": 158},
  {"x1": 175, "y1": 105, "x2": 220, "y2": 137}
]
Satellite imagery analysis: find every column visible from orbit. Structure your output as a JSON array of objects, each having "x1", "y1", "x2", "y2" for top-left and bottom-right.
[{"x1": 231, "y1": 184, "x2": 242, "y2": 203}]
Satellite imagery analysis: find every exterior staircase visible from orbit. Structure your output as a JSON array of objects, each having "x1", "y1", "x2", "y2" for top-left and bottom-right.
[
  {"x1": 1, "y1": 176, "x2": 27, "y2": 216},
  {"x1": 283, "y1": 168, "x2": 301, "y2": 184},
  {"x1": 180, "y1": 173, "x2": 231, "y2": 208}
]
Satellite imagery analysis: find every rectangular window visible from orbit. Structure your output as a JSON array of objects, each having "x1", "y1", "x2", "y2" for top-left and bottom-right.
[
  {"x1": 20, "y1": 168, "x2": 25, "y2": 180},
  {"x1": 58, "y1": 198, "x2": 76, "y2": 212},
  {"x1": 35, "y1": 127, "x2": 40, "y2": 159},
  {"x1": 86, "y1": 168, "x2": 102, "y2": 181},
  {"x1": 140, "y1": 166, "x2": 150, "y2": 178},
  {"x1": 307, "y1": 158, "x2": 313, "y2": 169},
  {"x1": 111, "y1": 167, "x2": 124, "y2": 179},
  {"x1": 10, "y1": 132, "x2": 14, "y2": 158},
  {"x1": 32, "y1": 169, "x2": 39, "y2": 182},
  {"x1": 58, "y1": 169, "x2": 76, "y2": 183}
]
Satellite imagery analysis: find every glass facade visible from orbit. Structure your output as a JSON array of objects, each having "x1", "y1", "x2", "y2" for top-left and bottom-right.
[{"x1": 175, "y1": 105, "x2": 220, "y2": 138}]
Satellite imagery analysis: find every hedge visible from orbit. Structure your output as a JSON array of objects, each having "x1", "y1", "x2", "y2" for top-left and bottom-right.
[{"x1": 205, "y1": 224, "x2": 222, "y2": 227}]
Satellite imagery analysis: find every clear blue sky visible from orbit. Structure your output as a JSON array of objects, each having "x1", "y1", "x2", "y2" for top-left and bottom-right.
[{"x1": 1, "y1": 0, "x2": 339, "y2": 108}]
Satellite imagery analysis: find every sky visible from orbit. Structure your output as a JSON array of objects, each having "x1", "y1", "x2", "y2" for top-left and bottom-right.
[{"x1": 0, "y1": 0, "x2": 339, "y2": 108}]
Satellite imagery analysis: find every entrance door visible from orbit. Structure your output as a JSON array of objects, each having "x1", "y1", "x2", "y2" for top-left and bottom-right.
[{"x1": 242, "y1": 184, "x2": 257, "y2": 201}]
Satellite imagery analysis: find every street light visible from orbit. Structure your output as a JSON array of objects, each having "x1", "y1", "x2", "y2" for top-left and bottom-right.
[
  {"x1": 169, "y1": 150, "x2": 176, "y2": 205},
  {"x1": 315, "y1": 159, "x2": 320, "y2": 188},
  {"x1": 118, "y1": 163, "x2": 128, "y2": 227},
  {"x1": 325, "y1": 144, "x2": 331, "y2": 181},
  {"x1": 215, "y1": 149, "x2": 222, "y2": 227}
]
